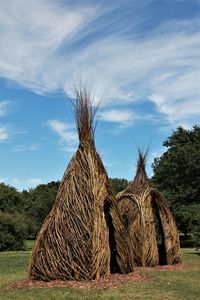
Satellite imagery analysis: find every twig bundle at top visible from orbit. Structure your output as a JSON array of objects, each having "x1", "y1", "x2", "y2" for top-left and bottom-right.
[
  {"x1": 116, "y1": 150, "x2": 181, "y2": 272},
  {"x1": 28, "y1": 88, "x2": 125, "y2": 281}
]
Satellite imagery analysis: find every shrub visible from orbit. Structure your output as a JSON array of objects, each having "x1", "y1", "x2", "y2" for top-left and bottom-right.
[
  {"x1": 0, "y1": 211, "x2": 27, "y2": 251},
  {"x1": 191, "y1": 225, "x2": 200, "y2": 250},
  {"x1": 191, "y1": 214, "x2": 200, "y2": 250}
]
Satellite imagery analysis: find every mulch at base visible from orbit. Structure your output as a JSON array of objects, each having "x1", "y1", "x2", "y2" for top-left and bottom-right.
[
  {"x1": 135, "y1": 263, "x2": 200, "y2": 271},
  {"x1": 7, "y1": 263, "x2": 200, "y2": 290},
  {"x1": 7, "y1": 272, "x2": 150, "y2": 290}
]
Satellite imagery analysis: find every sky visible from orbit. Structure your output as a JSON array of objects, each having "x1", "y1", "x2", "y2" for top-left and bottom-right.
[{"x1": 0, "y1": 0, "x2": 200, "y2": 191}]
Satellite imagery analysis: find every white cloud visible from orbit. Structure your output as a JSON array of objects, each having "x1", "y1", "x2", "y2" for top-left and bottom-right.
[
  {"x1": 47, "y1": 119, "x2": 77, "y2": 142},
  {"x1": 1, "y1": 177, "x2": 44, "y2": 190},
  {"x1": 0, "y1": 126, "x2": 9, "y2": 141},
  {"x1": 47, "y1": 119, "x2": 77, "y2": 152},
  {"x1": 27, "y1": 178, "x2": 43, "y2": 186},
  {"x1": 54, "y1": 28, "x2": 200, "y2": 127},
  {"x1": 98, "y1": 109, "x2": 135, "y2": 125},
  {"x1": 12, "y1": 178, "x2": 20, "y2": 184},
  {"x1": 0, "y1": 100, "x2": 11, "y2": 116},
  {"x1": 13, "y1": 143, "x2": 40, "y2": 152},
  {"x1": 61, "y1": 145, "x2": 77, "y2": 153},
  {"x1": 68, "y1": 30, "x2": 200, "y2": 123},
  {"x1": 0, "y1": 177, "x2": 9, "y2": 183},
  {"x1": 0, "y1": 0, "x2": 98, "y2": 93},
  {"x1": 146, "y1": 147, "x2": 168, "y2": 178},
  {"x1": 0, "y1": 1, "x2": 199, "y2": 127},
  {"x1": 0, "y1": 124, "x2": 27, "y2": 142},
  {"x1": 150, "y1": 148, "x2": 166, "y2": 162}
]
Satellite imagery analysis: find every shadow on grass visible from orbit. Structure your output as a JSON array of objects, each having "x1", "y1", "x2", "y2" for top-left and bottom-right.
[
  {"x1": 186, "y1": 252, "x2": 200, "y2": 256},
  {"x1": 180, "y1": 236, "x2": 194, "y2": 248}
]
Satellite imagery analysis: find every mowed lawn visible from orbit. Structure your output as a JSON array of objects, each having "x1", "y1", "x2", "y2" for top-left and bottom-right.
[{"x1": 0, "y1": 243, "x2": 200, "y2": 300}]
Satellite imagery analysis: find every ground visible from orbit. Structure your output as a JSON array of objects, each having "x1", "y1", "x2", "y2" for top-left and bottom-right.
[{"x1": 0, "y1": 242, "x2": 200, "y2": 300}]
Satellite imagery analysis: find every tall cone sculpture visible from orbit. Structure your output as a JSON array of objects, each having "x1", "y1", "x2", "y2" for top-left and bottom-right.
[
  {"x1": 29, "y1": 89, "x2": 125, "y2": 281},
  {"x1": 116, "y1": 150, "x2": 181, "y2": 272}
]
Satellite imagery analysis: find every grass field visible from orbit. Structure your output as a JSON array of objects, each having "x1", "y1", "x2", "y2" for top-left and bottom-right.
[{"x1": 0, "y1": 245, "x2": 200, "y2": 300}]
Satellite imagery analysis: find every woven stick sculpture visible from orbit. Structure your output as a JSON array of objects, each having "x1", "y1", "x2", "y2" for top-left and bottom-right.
[
  {"x1": 116, "y1": 150, "x2": 181, "y2": 272},
  {"x1": 29, "y1": 88, "x2": 125, "y2": 281},
  {"x1": 152, "y1": 189, "x2": 181, "y2": 265}
]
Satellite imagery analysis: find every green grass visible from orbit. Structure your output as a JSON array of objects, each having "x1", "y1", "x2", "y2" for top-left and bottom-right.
[
  {"x1": 25, "y1": 240, "x2": 35, "y2": 251},
  {"x1": 0, "y1": 248, "x2": 200, "y2": 300}
]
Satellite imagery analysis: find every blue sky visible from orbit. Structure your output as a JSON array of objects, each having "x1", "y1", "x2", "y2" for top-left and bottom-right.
[{"x1": 0, "y1": 0, "x2": 200, "y2": 191}]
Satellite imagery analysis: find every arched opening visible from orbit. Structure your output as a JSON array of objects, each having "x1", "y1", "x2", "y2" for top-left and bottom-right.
[
  {"x1": 103, "y1": 201, "x2": 121, "y2": 273},
  {"x1": 152, "y1": 197, "x2": 167, "y2": 265}
]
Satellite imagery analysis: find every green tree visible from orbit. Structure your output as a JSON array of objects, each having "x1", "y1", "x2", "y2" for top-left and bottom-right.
[
  {"x1": 152, "y1": 126, "x2": 200, "y2": 235},
  {"x1": 0, "y1": 183, "x2": 24, "y2": 213},
  {"x1": 191, "y1": 224, "x2": 200, "y2": 250},
  {"x1": 25, "y1": 181, "x2": 60, "y2": 238},
  {"x1": 0, "y1": 184, "x2": 28, "y2": 250},
  {"x1": 109, "y1": 178, "x2": 129, "y2": 195},
  {"x1": 25, "y1": 179, "x2": 129, "y2": 238},
  {"x1": 174, "y1": 204, "x2": 200, "y2": 237},
  {"x1": 153, "y1": 126, "x2": 200, "y2": 206},
  {"x1": 0, "y1": 211, "x2": 27, "y2": 251}
]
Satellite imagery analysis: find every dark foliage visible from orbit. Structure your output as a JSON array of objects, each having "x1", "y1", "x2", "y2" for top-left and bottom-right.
[
  {"x1": 24, "y1": 181, "x2": 60, "y2": 238},
  {"x1": 0, "y1": 177, "x2": 127, "y2": 243},
  {"x1": 152, "y1": 126, "x2": 200, "y2": 206},
  {"x1": 109, "y1": 178, "x2": 129, "y2": 195},
  {"x1": 0, "y1": 211, "x2": 27, "y2": 251},
  {"x1": 152, "y1": 126, "x2": 200, "y2": 236},
  {"x1": 0, "y1": 183, "x2": 25, "y2": 214}
]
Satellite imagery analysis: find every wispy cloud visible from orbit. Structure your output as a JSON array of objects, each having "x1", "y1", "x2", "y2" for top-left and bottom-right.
[
  {"x1": 0, "y1": 124, "x2": 28, "y2": 142},
  {"x1": 0, "y1": 0, "x2": 199, "y2": 127},
  {"x1": 0, "y1": 126, "x2": 9, "y2": 141},
  {"x1": 0, "y1": 177, "x2": 9, "y2": 183},
  {"x1": 149, "y1": 147, "x2": 166, "y2": 162},
  {"x1": 0, "y1": 100, "x2": 11, "y2": 116},
  {"x1": 67, "y1": 29, "x2": 200, "y2": 127},
  {"x1": 47, "y1": 119, "x2": 77, "y2": 151},
  {"x1": 13, "y1": 143, "x2": 40, "y2": 152},
  {"x1": 0, "y1": 0, "x2": 98, "y2": 93},
  {"x1": 27, "y1": 178, "x2": 43, "y2": 186},
  {"x1": 0, "y1": 177, "x2": 44, "y2": 190},
  {"x1": 98, "y1": 109, "x2": 135, "y2": 126},
  {"x1": 12, "y1": 178, "x2": 20, "y2": 184},
  {"x1": 146, "y1": 147, "x2": 167, "y2": 177},
  {"x1": 47, "y1": 120, "x2": 77, "y2": 142}
]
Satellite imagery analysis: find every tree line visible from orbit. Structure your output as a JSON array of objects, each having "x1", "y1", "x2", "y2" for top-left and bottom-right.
[{"x1": 0, "y1": 126, "x2": 200, "y2": 251}]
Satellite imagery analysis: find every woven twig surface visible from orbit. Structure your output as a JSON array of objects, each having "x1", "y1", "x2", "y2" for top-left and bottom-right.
[
  {"x1": 116, "y1": 150, "x2": 181, "y2": 272},
  {"x1": 152, "y1": 189, "x2": 181, "y2": 265},
  {"x1": 29, "y1": 89, "x2": 125, "y2": 281}
]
